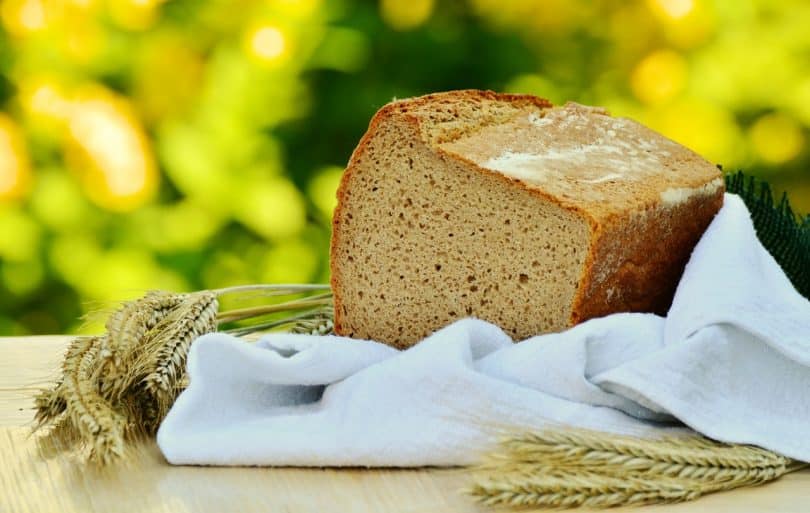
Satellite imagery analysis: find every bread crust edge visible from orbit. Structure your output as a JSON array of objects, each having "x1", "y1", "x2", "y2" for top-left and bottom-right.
[
  {"x1": 331, "y1": 91, "x2": 586, "y2": 337},
  {"x1": 330, "y1": 90, "x2": 722, "y2": 339}
]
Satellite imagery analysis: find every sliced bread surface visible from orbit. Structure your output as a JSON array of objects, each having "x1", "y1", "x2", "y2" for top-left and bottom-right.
[{"x1": 330, "y1": 90, "x2": 723, "y2": 348}]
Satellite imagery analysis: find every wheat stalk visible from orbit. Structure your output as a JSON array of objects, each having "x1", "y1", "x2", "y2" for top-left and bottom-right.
[
  {"x1": 33, "y1": 379, "x2": 66, "y2": 426},
  {"x1": 468, "y1": 428, "x2": 805, "y2": 509},
  {"x1": 33, "y1": 285, "x2": 333, "y2": 463},
  {"x1": 494, "y1": 430, "x2": 787, "y2": 470},
  {"x1": 100, "y1": 291, "x2": 185, "y2": 402},
  {"x1": 57, "y1": 336, "x2": 127, "y2": 463},
  {"x1": 141, "y1": 292, "x2": 219, "y2": 422}
]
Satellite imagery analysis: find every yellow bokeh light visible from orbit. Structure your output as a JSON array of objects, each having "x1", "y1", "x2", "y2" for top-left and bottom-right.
[
  {"x1": 381, "y1": 0, "x2": 434, "y2": 31},
  {"x1": 1, "y1": 0, "x2": 47, "y2": 35},
  {"x1": 631, "y1": 49, "x2": 688, "y2": 105},
  {"x1": 108, "y1": 0, "x2": 162, "y2": 31},
  {"x1": 0, "y1": 115, "x2": 32, "y2": 201},
  {"x1": 27, "y1": 81, "x2": 71, "y2": 121},
  {"x1": 649, "y1": 0, "x2": 694, "y2": 20},
  {"x1": 19, "y1": 0, "x2": 45, "y2": 30},
  {"x1": 275, "y1": 0, "x2": 320, "y2": 18},
  {"x1": 663, "y1": 2, "x2": 714, "y2": 49},
  {"x1": 749, "y1": 113, "x2": 805, "y2": 165},
  {"x1": 650, "y1": 99, "x2": 743, "y2": 167},
  {"x1": 66, "y1": 86, "x2": 158, "y2": 211},
  {"x1": 18, "y1": 77, "x2": 72, "y2": 145},
  {"x1": 65, "y1": 19, "x2": 106, "y2": 63},
  {"x1": 250, "y1": 26, "x2": 287, "y2": 61}
]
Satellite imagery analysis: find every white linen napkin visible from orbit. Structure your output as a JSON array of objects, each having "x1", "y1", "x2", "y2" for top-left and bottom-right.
[{"x1": 157, "y1": 194, "x2": 810, "y2": 466}]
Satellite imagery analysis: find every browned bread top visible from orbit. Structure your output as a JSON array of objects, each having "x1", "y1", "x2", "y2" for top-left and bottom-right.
[
  {"x1": 375, "y1": 90, "x2": 722, "y2": 222},
  {"x1": 331, "y1": 90, "x2": 724, "y2": 347}
]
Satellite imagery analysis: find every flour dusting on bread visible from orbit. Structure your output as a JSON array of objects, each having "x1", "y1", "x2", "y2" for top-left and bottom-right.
[{"x1": 330, "y1": 90, "x2": 723, "y2": 347}]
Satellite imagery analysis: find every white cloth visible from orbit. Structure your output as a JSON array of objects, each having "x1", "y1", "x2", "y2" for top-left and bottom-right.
[{"x1": 157, "y1": 194, "x2": 810, "y2": 466}]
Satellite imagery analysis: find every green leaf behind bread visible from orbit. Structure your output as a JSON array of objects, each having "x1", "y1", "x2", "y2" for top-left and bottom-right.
[{"x1": 725, "y1": 171, "x2": 810, "y2": 300}]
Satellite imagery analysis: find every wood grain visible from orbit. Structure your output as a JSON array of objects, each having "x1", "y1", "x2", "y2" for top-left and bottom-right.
[{"x1": 1, "y1": 336, "x2": 808, "y2": 512}]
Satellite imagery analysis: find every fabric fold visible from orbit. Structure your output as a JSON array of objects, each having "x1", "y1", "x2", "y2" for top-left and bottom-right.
[{"x1": 158, "y1": 194, "x2": 810, "y2": 466}]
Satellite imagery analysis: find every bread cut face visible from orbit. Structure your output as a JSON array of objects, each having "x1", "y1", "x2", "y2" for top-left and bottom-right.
[{"x1": 330, "y1": 90, "x2": 723, "y2": 348}]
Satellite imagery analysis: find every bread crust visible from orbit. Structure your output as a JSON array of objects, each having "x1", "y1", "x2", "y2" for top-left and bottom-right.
[
  {"x1": 331, "y1": 91, "x2": 567, "y2": 336},
  {"x1": 571, "y1": 189, "x2": 724, "y2": 323},
  {"x1": 331, "y1": 90, "x2": 723, "y2": 341}
]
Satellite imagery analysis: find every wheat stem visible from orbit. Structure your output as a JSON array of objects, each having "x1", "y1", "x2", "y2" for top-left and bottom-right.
[
  {"x1": 216, "y1": 296, "x2": 333, "y2": 324},
  {"x1": 222, "y1": 307, "x2": 333, "y2": 336},
  {"x1": 212, "y1": 284, "x2": 331, "y2": 296}
]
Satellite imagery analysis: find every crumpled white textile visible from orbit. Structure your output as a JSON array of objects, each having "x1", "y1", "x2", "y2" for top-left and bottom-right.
[{"x1": 158, "y1": 194, "x2": 810, "y2": 466}]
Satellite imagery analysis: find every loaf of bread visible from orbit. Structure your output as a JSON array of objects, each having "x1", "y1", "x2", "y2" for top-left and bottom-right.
[{"x1": 330, "y1": 90, "x2": 724, "y2": 348}]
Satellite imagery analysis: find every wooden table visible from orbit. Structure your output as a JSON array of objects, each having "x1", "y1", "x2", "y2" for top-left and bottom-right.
[{"x1": 1, "y1": 336, "x2": 808, "y2": 512}]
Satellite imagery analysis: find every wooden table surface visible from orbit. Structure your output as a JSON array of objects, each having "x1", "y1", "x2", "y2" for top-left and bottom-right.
[{"x1": 1, "y1": 336, "x2": 808, "y2": 512}]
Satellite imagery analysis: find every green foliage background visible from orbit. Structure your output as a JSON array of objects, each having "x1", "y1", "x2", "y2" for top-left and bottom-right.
[{"x1": 0, "y1": 0, "x2": 808, "y2": 334}]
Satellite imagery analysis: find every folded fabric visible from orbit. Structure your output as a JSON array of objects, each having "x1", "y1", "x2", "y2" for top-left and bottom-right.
[{"x1": 157, "y1": 194, "x2": 810, "y2": 466}]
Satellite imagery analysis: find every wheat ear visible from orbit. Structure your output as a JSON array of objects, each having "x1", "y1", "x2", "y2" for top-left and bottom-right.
[
  {"x1": 32, "y1": 286, "x2": 332, "y2": 463},
  {"x1": 468, "y1": 428, "x2": 805, "y2": 509},
  {"x1": 141, "y1": 292, "x2": 219, "y2": 421},
  {"x1": 494, "y1": 429, "x2": 787, "y2": 470},
  {"x1": 100, "y1": 291, "x2": 186, "y2": 402},
  {"x1": 58, "y1": 336, "x2": 127, "y2": 463},
  {"x1": 33, "y1": 336, "x2": 91, "y2": 427}
]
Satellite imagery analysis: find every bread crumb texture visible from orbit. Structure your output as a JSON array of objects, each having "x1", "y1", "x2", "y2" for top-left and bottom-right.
[{"x1": 331, "y1": 90, "x2": 723, "y2": 348}]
